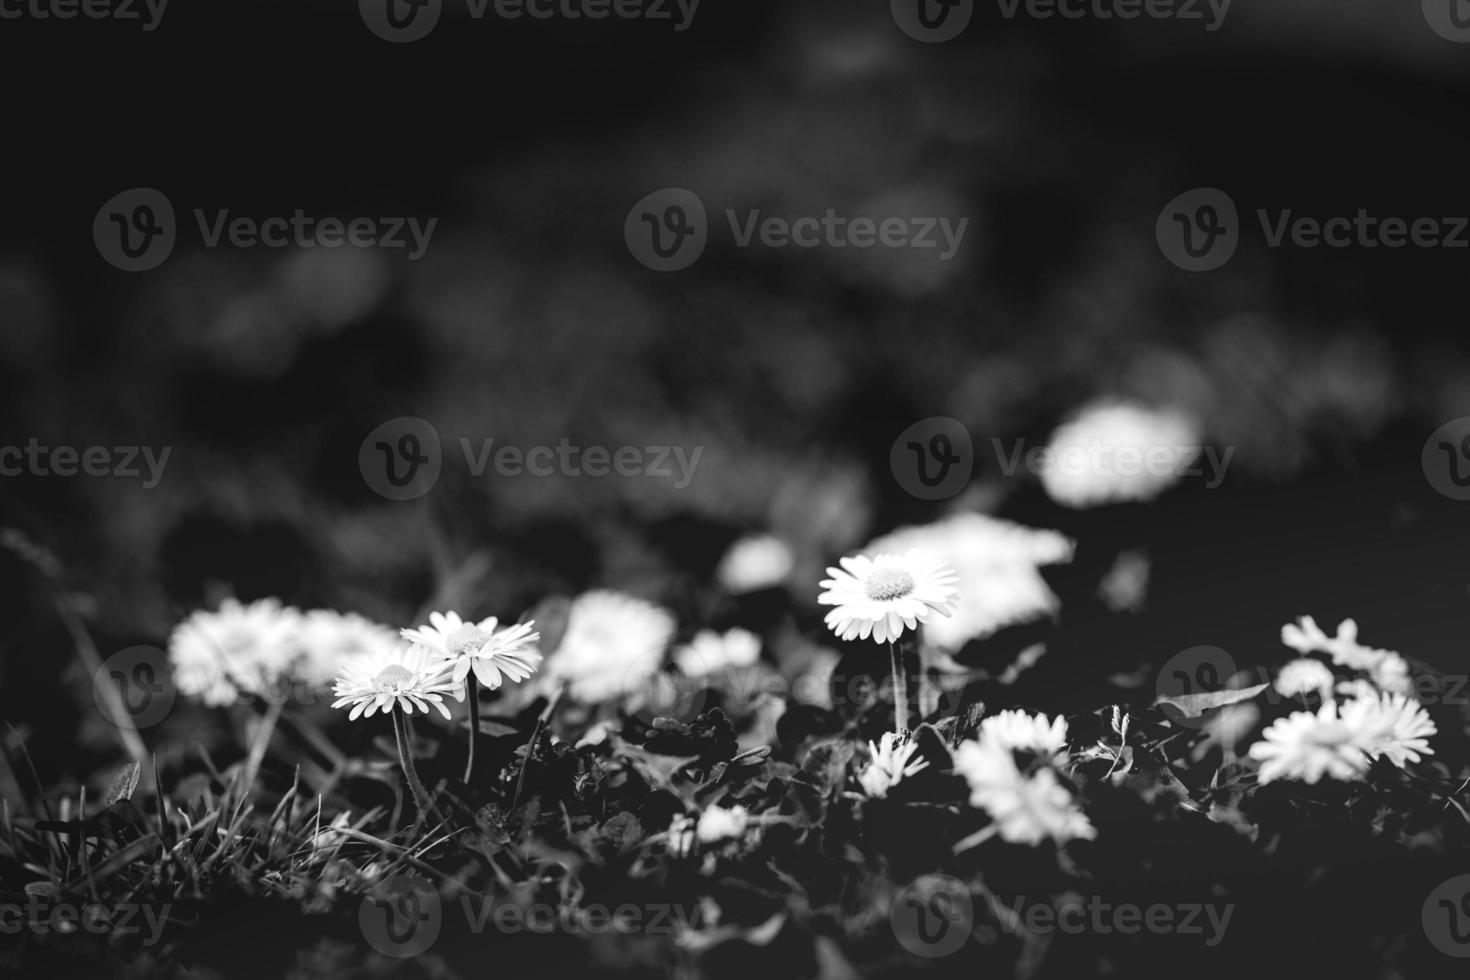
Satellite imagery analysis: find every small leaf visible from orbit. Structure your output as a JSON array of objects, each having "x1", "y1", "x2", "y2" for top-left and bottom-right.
[
  {"x1": 103, "y1": 762, "x2": 141, "y2": 806},
  {"x1": 1154, "y1": 683, "x2": 1269, "y2": 719},
  {"x1": 476, "y1": 720, "x2": 520, "y2": 737}
]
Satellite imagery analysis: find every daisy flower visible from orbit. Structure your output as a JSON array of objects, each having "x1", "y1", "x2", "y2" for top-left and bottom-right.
[
  {"x1": 952, "y1": 737, "x2": 1096, "y2": 846},
  {"x1": 817, "y1": 550, "x2": 959, "y2": 644},
  {"x1": 716, "y1": 534, "x2": 794, "y2": 593},
  {"x1": 1273, "y1": 658, "x2": 1335, "y2": 699},
  {"x1": 297, "y1": 610, "x2": 401, "y2": 688},
  {"x1": 402, "y1": 611, "x2": 541, "y2": 691},
  {"x1": 867, "y1": 514, "x2": 1074, "y2": 651},
  {"x1": 979, "y1": 709, "x2": 1070, "y2": 762},
  {"x1": 545, "y1": 591, "x2": 677, "y2": 704},
  {"x1": 858, "y1": 731, "x2": 929, "y2": 799},
  {"x1": 1247, "y1": 700, "x2": 1372, "y2": 785},
  {"x1": 1341, "y1": 691, "x2": 1436, "y2": 768},
  {"x1": 696, "y1": 805, "x2": 750, "y2": 844},
  {"x1": 331, "y1": 643, "x2": 463, "y2": 721},
  {"x1": 674, "y1": 628, "x2": 761, "y2": 679},
  {"x1": 1039, "y1": 400, "x2": 1203, "y2": 508},
  {"x1": 169, "y1": 598, "x2": 304, "y2": 706}
]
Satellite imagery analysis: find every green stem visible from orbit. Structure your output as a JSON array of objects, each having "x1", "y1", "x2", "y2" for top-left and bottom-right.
[
  {"x1": 392, "y1": 707, "x2": 437, "y2": 821},
  {"x1": 464, "y1": 674, "x2": 480, "y2": 784},
  {"x1": 889, "y1": 639, "x2": 909, "y2": 734}
]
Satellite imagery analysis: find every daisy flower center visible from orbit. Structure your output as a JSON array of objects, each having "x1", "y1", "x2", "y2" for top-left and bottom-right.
[
  {"x1": 372, "y1": 664, "x2": 416, "y2": 692},
  {"x1": 447, "y1": 625, "x2": 490, "y2": 658},
  {"x1": 865, "y1": 568, "x2": 916, "y2": 602},
  {"x1": 1304, "y1": 723, "x2": 1355, "y2": 749}
]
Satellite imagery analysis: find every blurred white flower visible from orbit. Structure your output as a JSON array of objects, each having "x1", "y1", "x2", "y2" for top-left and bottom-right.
[
  {"x1": 817, "y1": 550, "x2": 958, "y2": 644},
  {"x1": 297, "y1": 610, "x2": 401, "y2": 687},
  {"x1": 979, "y1": 709, "x2": 1070, "y2": 761},
  {"x1": 674, "y1": 628, "x2": 761, "y2": 679},
  {"x1": 331, "y1": 643, "x2": 463, "y2": 721},
  {"x1": 546, "y1": 591, "x2": 676, "y2": 703},
  {"x1": 1341, "y1": 691, "x2": 1436, "y2": 768},
  {"x1": 1247, "y1": 700, "x2": 1372, "y2": 785},
  {"x1": 169, "y1": 598, "x2": 304, "y2": 706},
  {"x1": 1282, "y1": 616, "x2": 1414, "y2": 696},
  {"x1": 696, "y1": 804, "x2": 750, "y2": 843},
  {"x1": 716, "y1": 534, "x2": 794, "y2": 593},
  {"x1": 858, "y1": 731, "x2": 929, "y2": 799},
  {"x1": 402, "y1": 611, "x2": 541, "y2": 691},
  {"x1": 866, "y1": 514, "x2": 1073, "y2": 650},
  {"x1": 1273, "y1": 658, "x2": 1335, "y2": 699},
  {"x1": 952, "y1": 737, "x2": 1095, "y2": 846},
  {"x1": 1040, "y1": 401, "x2": 1202, "y2": 508}
]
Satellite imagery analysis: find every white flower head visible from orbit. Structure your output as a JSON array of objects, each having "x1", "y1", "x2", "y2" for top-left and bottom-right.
[
  {"x1": 297, "y1": 610, "x2": 402, "y2": 687},
  {"x1": 1341, "y1": 691, "x2": 1436, "y2": 768},
  {"x1": 979, "y1": 709, "x2": 1070, "y2": 762},
  {"x1": 1282, "y1": 617, "x2": 1416, "y2": 698},
  {"x1": 866, "y1": 514, "x2": 1074, "y2": 650},
  {"x1": 1040, "y1": 401, "x2": 1203, "y2": 508},
  {"x1": 817, "y1": 550, "x2": 958, "y2": 644},
  {"x1": 674, "y1": 628, "x2": 761, "y2": 679},
  {"x1": 952, "y1": 737, "x2": 1095, "y2": 846},
  {"x1": 1247, "y1": 700, "x2": 1372, "y2": 785},
  {"x1": 331, "y1": 643, "x2": 464, "y2": 721},
  {"x1": 546, "y1": 590, "x2": 676, "y2": 704},
  {"x1": 402, "y1": 610, "x2": 541, "y2": 691},
  {"x1": 169, "y1": 598, "x2": 305, "y2": 706},
  {"x1": 695, "y1": 804, "x2": 750, "y2": 844},
  {"x1": 1273, "y1": 658, "x2": 1336, "y2": 699},
  {"x1": 858, "y1": 731, "x2": 929, "y2": 799},
  {"x1": 716, "y1": 534, "x2": 794, "y2": 593}
]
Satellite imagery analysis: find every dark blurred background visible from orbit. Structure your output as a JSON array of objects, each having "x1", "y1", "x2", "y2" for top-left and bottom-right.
[{"x1": 3, "y1": 0, "x2": 1470, "y2": 775}]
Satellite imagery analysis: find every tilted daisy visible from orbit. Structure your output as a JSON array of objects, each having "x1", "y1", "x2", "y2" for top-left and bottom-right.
[
  {"x1": 858, "y1": 731, "x2": 929, "y2": 799},
  {"x1": 1247, "y1": 700, "x2": 1372, "y2": 785},
  {"x1": 1273, "y1": 658, "x2": 1336, "y2": 699},
  {"x1": 545, "y1": 591, "x2": 676, "y2": 704},
  {"x1": 402, "y1": 611, "x2": 542, "y2": 691},
  {"x1": 979, "y1": 709, "x2": 1070, "y2": 762},
  {"x1": 169, "y1": 598, "x2": 304, "y2": 706},
  {"x1": 331, "y1": 643, "x2": 464, "y2": 721},
  {"x1": 817, "y1": 550, "x2": 959, "y2": 644},
  {"x1": 1341, "y1": 691, "x2": 1436, "y2": 768},
  {"x1": 952, "y1": 736, "x2": 1095, "y2": 846}
]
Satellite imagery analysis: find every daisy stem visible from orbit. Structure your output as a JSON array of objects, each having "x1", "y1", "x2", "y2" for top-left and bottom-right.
[
  {"x1": 889, "y1": 639, "x2": 910, "y2": 734},
  {"x1": 512, "y1": 683, "x2": 566, "y2": 813},
  {"x1": 464, "y1": 674, "x2": 480, "y2": 784},
  {"x1": 391, "y1": 707, "x2": 436, "y2": 821}
]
